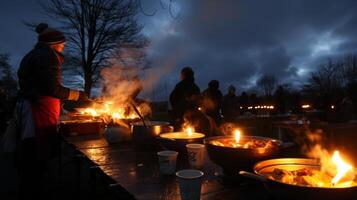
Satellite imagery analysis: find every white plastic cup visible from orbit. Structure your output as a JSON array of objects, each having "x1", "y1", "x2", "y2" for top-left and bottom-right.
[
  {"x1": 176, "y1": 169, "x2": 204, "y2": 200},
  {"x1": 186, "y1": 144, "x2": 205, "y2": 169},
  {"x1": 157, "y1": 150, "x2": 178, "y2": 175}
]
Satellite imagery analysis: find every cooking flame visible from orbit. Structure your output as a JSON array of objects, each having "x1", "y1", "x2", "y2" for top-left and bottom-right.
[
  {"x1": 82, "y1": 108, "x2": 98, "y2": 116},
  {"x1": 78, "y1": 100, "x2": 150, "y2": 122},
  {"x1": 185, "y1": 127, "x2": 194, "y2": 137},
  {"x1": 234, "y1": 129, "x2": 241, "y2": 143},
  {"x1": 331, "y1": 151, "x2": 352, "y2": 186}
]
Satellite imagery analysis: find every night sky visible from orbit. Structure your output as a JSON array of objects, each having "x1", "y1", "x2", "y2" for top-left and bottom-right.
[{"x1": 1, "y1": 0, "x2": 357, "y2": 100}]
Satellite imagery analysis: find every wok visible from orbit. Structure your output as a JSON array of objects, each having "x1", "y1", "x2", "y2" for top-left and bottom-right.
[
  {"x1": 240, "y1": 158, "x2": 357, "y2": 200},
  {"x1": 205, "y1": 136, "x2": 292, "y2": 174}
]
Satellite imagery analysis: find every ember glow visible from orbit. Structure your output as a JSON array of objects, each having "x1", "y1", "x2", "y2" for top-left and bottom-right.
[
  {"x1": 331, "y1": 151, "x2": 353, "y2": 186},
  {"x1": 210, "y1": 132, "x2": 277, "y2": 149}
]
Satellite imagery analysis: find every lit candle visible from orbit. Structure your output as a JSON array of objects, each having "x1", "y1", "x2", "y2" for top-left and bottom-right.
[{"x1": 160, "y1": 126, "x2": 205, "y2": 140}]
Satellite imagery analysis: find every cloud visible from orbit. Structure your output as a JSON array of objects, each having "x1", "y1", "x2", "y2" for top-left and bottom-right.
[
  {"x1": 140, "y1": 0, "x2": 357, "y2": 99},
  {"x1": 1, "y1": 0, "x2": 357, "y2": 100}
]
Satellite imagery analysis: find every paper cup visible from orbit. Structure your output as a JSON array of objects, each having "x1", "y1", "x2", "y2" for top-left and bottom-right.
[
  {"x1": 157, "y1": 150, "x2": 178, "y2": 175},
  {"x1": 186, "y1": 144, "x2": 205, "y2": 169},
  {"x1": 176, "y1": 169, "x2": 204, "y2": 200}
]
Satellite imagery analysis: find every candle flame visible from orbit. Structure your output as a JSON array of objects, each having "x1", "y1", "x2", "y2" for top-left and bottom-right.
[
  {"x1": 331, "y1": 151, "x2": 352, "y2": 186},
  {"x1": 234, "y1": 129, "x2": 241, "y2": 143},
  {"x1": 185, "y1": 127, "x2": 194, "y2": 136}
]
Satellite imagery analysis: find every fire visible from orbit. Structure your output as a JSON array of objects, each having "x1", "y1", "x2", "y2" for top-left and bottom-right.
[
  {"x1": 77, "y1": 100, "x2": 151, "y2": 123},
  {"x1": 81, "y1": 108, "x2": 99, "y2": 116},
  {"x1": 184, "y1": 127, "x2": 194, "y2": 137},
  {"x1": 234, "y1": 129, "x2": 241, "y2": 143},
  {"x1": 331, "y1": 151, "x2": 353, "y2": 186}
]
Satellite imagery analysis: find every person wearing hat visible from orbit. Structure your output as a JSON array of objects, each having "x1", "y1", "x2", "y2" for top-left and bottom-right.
[
  {"x1": 16, "y1": 23, "x2": 88, "y2": 199},
  {"x1": 169, "y1": 67, "x2": 201, "y2": 129}
]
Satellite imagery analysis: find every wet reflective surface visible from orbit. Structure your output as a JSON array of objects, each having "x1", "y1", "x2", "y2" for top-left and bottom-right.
[{"x1": 65, "y1": 135, "x2": 272, "y2": 199}]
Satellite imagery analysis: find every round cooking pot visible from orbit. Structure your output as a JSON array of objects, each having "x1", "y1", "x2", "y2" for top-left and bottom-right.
[
  {"x1": 157, "y1": 132, "x2": 205, "y2": 153},
  {"x1": 131, "y1": 121, "x2": 174, "y2": 150},
  {"x1": 205, "y1": 136, "x2": 292, "y2": 174},
  {"x1": 104, "y1": 125, "x2": 132, "y2": 143},
  {"x1": 240, "y1": 158, "x2": 357, "y2": 200}
]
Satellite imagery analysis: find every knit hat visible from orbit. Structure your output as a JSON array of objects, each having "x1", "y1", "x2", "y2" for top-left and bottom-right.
[
  {"x1": 181, "y1": 66, "x2": 194, "y2": 81},
  {"x1": 36, "y1": 23, "x2": 66, "y2": 45}
]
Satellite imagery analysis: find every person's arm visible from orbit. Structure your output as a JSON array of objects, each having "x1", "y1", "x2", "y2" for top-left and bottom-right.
[{"x1": 41, "y1": 52, "x2": 84, "y2": 100}]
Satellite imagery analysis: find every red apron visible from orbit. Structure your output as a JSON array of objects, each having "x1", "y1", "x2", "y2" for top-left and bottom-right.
[{"x1": 31, "y1": 96, "x2": 60, "y2": 159}]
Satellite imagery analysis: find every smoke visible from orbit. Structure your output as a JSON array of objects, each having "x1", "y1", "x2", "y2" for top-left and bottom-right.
[
  {"x1": 101, "y1": 43, "x2": 187, "y2": 102},
  {"x1": 101, "y1": 65, "x2": 142, "y2": 103},
  {"x1": 98, "y1": 42, "x2": 187, "y2": 120}
]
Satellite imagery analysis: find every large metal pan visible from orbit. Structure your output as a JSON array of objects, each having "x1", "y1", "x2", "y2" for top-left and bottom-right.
[
  {"x1": 205, "y1": 136, "x2": 290, "y2": 174},
  {"x1": 240, "y1": 158, "x2": 357, "y2": 200}
]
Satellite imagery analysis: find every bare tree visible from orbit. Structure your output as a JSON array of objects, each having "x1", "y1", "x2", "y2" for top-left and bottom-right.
[
  {"x1": 39, "y1": 0, "x2": 146, "y2": 96},
  {"x1": 0, "y1": 53, "x2": 17, "y2": 97},
  {"x1": 257, "y1": 74, "x2": 277, "y2": 97},
  {"x1": 303, "y1": 60, "x2": 342, "y2": 96},
  {"x1": 340, "y1": 54, "x2": 357, "y2": 86},
  {"x1": 302, "y1": 59, "x2": 345, "y2": 110}
]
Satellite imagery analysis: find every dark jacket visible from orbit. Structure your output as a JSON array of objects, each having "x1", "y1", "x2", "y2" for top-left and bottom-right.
[
  {"x1": 170, "y1": 78, "x2": 201, "y2": 121},
  {"x1": 222, "y1": 94, "x2": 239, "y2": 122},
  {"x1": 202, "y1": 88, "x2": 223, "y2": 123},
  {"x1": 18, "y1": 43, "x2": 76, "y2": 101}
]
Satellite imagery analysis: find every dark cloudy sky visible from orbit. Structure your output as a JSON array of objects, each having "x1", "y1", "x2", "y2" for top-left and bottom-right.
[{"x1": 1, "y1": 0, "x2": 357, "y2": 100}]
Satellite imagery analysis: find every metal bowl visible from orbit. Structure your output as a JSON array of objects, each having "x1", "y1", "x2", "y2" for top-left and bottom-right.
[
  {"x1": 240, "y1": 158, "x2": 357, "y2": 200},
  {"x1": 131, "y1": 121, "x2": 174, "y2": 150},
  {"x1": 205, "y1": 135, "x2": 283, "y2": 174}
]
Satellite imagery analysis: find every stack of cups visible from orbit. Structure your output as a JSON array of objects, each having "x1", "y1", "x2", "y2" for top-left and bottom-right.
[
  {"x1": 176, "y1": 169, "x2": 204, "y2": 200},
  {"x1": 186, "y1": 143, "x2": 205, "y2": 169},
  {"x1": 157, "y1": 150, "x2": 178, "y2": 175}
]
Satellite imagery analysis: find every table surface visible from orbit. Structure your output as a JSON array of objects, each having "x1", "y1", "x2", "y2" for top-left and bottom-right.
[{"x1": 64, "y1": 134, "x2": 273, "y2": 200}]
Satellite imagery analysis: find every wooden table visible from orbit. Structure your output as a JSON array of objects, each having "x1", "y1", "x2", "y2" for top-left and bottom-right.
[{"x1": 64, "y1": 134, "x2": 273, "y2": 200}]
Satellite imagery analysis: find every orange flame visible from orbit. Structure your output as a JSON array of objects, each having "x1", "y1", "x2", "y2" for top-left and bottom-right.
[
  {"x1": 234, "y1": 129, "x2": 241, "y2": 143},
  {"x1": 185, "y1": 127, "x2": 194, "y2": 137},
  {"x1": 79, "y1": 100, "x2": 150, "y2": 121},
  {"x1": 331, "y1": 151, "x2": 352, "y2": 186}
]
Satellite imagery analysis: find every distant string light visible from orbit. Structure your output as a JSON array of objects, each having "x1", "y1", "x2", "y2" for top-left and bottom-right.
[
  {"x1": 302, "y1": 104, "x2": 311, "y2": 109},
  {"x1": 244, "y1": 105, "x2": 274, "y2": 110}
]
